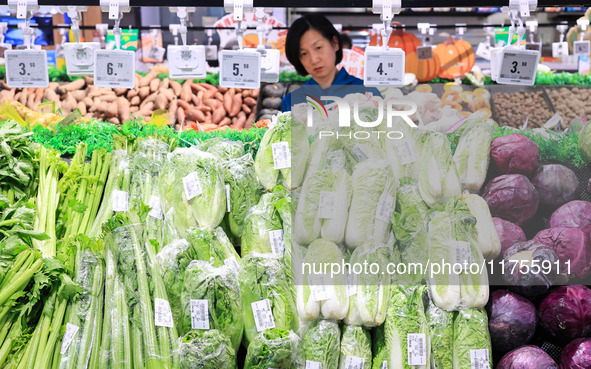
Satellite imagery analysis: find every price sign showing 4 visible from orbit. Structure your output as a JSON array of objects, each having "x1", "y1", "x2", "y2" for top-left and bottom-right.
[
  {"x1": 220, "y1": 50, "x2": 261, "y2": 89},
  {"x1": 94, "y1": 49, "x2": 136, "y2": 89},
  {"x1": 497, "y1": 48, "x2": 539, "y2": 86},
  {"x1": 5, "y1": 49, "x2": 49, "y2": 88},
  {"x1": 363, "y1": 46, "x2": 405, "y2": 86}
]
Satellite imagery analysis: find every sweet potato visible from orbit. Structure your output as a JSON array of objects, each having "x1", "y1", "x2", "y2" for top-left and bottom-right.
[
  {"x1": 117, "y1": 97, "x2": 131, "y2": 123},
  {"x1": 204, "y1": 99, "x2": 221, "y2": 110},
  {"x1": 234, "y1": 111, "x2": 247, "y2": 129},
  {"x1": 170, "y1": 80, "x2": 182, "y2": 97},
  {"x1": 168, "y1": 99, "x2": 177, "y2": 125},
  {"x1": 98, "y1": 102, "x2": 118, "y2": 118},
  {"x1": 212, "y1": 107, "x2": 226, "y2": 124},
  {"x1": 83, "y1": 97, "x2": 93, "y2": 107},
  {"x1": 154, "y1": 94, "x2": 168, "y2": 110},
  {"x1": 139, "y1": 87, "x2": 151, "y2": 100},
  {"x1": 138, "y1": 101, "x2": 154, "y2": 116},
  {"x1": 223, "y1": 92, "x2": 233, "y2": 113},
  {"x1": 141, "y1": 92, "x2": 158, "y2": 108},
  {"x1": 251, "y1": 89, "x2": 259, "y2": 99},
  {"x1": 177, "y1": 99, "x2": 192, "y2": 111},
  {"x1": 130, "y1": 106, "x2": 139, "y2": 113},
  {"x1": 218, "y1": 87, "x2": 228, "y2": 93},
  {"x1": 181, "y1": 80, "x2": 192, "y2": 102},
  {"x1": 241, "y1": 104, "x2": 251, "y2": 115},
  {"x1": 230, "y1": 94, "x2": 242, "y2": 117},
  {"x1": 219, "y1": 117, "x2": 232, "y2": 127},
  {"x1": 162, "y1": 88, "x2": 175, "y2": 101},
  {"x1": 34, "y1": 88, "x2": 44, "y2": 104},
  {"x1": 26, "y1": 94, "x2": 35, "y2": 109},
  {"x1": 160, "y1": 78, "x2": 170, "y2": 90},
  {"x1": 191, "y1": 83, "x2": 207, "y2": 94},
  {"x1": 127, "y1": 89, "x2": 138, "y2": 99},
  {"x1": 200, "y1": 106, "x2": 212, "y2": 113},
  {"x1": 101, "y1": 95, "x2": 118, "y2": 103},
  {"x1": 186, "y1": 108, "x2": 205, "y2": 122},
  {"x1": 114, "y1": 88, "x2": 127, "y2": 96},
  {"x1": 149, "y1": 78, "x2": 160, "y2": 93},
  {"x1": 177, "y1": 107, "x2": 186, "y2": 124},
  {"x1": 246, "y1": 111, "x2": 256, "y2": 129},
  {"x1": 44, "y1": 88, "x2": 59, "y2": 102},
  {"x1": 140, "y1": 71, "x2": 158, "y2": 87},
  {"x1": 71, "y1": 90, "x2": 86, "y2": 102},
  {"x1": 204, "y1": 111, "x2": 212, "y2": 122},
  {"x1": 84, "y1": 76, "x2": 94, "y2": 86},
  {"x1": 58, "y1": 79, "x2": 85, "y2": 94},
  {"x1": 244, "y1": 97, "x2": 257, "y2": 107},
  {"x1": 200, "y1": 123, "x2": 218, "y2": 132},
  {"x1": 130, "y1": 96, "x2": 141, "y2": 106},
  {"x1": 135, "y1": 73, "x2": 141, "y2": 88},
  {"x1": 107, "y1": 117, "x2": 120, "y2": 125},
  {"x1": 242, "y1": 89, "x2": 251, "y2": 98},
  {"x1": 62, "y1": 93, "x2": 77, "y2": 113},
  {"x1": 77, "y1": 101, "x2": 87, "y2": 115},
  {"x1": 215, "y1": 92, "x2": 224, "y2": 102}
]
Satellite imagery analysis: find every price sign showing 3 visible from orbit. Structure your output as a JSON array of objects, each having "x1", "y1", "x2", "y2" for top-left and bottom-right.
[
  {"x1": 5, "y1": 49, "x2": 49, "y2": 88},
  {"x1": 497, "y1": 48, "x2": 539, "y2": 86}
]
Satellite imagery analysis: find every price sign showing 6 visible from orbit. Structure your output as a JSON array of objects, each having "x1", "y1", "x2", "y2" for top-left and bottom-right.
[{"x1": 93, "y1": 49, "x2": 136, "y2": 89}]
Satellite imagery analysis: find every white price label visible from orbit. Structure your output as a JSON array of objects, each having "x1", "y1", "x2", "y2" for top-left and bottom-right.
[
  {"x1": 148, "y1": 195, "x2": 163, "y2": 220},
  {"x1": 251, "y1": 299, "x2": 276, "y2": 332},
  {"x1": 476, "y1": 42, "x2": 491, "y2": 60},
  {"x1": 60, "y1": 323, "x2": 80, "y2": 355},
  {"x1": 407, "y1": 333, "x2": 427, "y2": 366},
  {"x1": 272, "y1": 142, "x2": 291, "y2": 169},
  {"x1": 5, "y1": 50, "x2": 49, "y2": 88},
  {"x1": 246, "y1": 47, "x2": 280, "y2": 83},
  {"x1": 268, "y1": 229, "x2": 285, "y2": 256},
  {"x1": 168, "y1": 45, "x2": 206, "y2": 79},
  {"x1": 94, "y1": 49, "x2": 136, "y2": 89},
  {"x1": 64, "y1": 42, "x2": 100, "y2": 76},
  {"x1": 309, "y1": 274, "x2": 333, "y2": 302},
  {"x1": 574, "y1": 40, "x2": 591, "y2": 56},
  {"x1": 225, "y1": 184, "x2": 231, "y2": 213},
  {"x1": 319, "y1": 191, "x2": 337, "y2": 219},
  {"x1": 154, "y1": 298, "x2": 174, "y2": 328},
  {"x1": 453, "y1": 241, "x2": 473, "y2": 270},
  {"x1": 394, "y1": 140, "x2": 416, "y2": 165},
  {"x1": 344, "y1": 356, "x2": 365, "y2": 369},
  {"x1": 416, "y1": 46, "x2": 433, "y2": 60},
  {"x1": 183, "y1": 171, "x2": 203, "y2": 200},
  {"x1": 305, "y1": 361, "x2": 323, "y2": 369},
  {"x1": 525, "y1": 42, "x2": 542, "y2": 53},
  {"x1": 112, "y1": 189, "x2": 129, "y2": 212},
  {"x1": 351, "y1": 144, "x2": 369, "y2": 162},
  {"x1": 470, "y1": 349, "x2": 491, "y2": 369},
  {"x1": 552, "y1": 42, "x2": 569, "y2": 58},
  {"x1": 190, "y1": 299, "x2": 210, "y2": 330},
  {"x1": 220, "y1": 50, "x2": 261, "y2": 89},
  {"x1": 544, "y1": 112, "x2": 563, "y2": 129},
  {"x1": 224, "y1": 257, "x2": 240, "y2": 271},
  {"x1": 375, "y1": 191, "x2": 395, "y2": 223},
  {"x1": 364, "y1": 47, "x2": 405, "y2": 86},
  {"x1": 497, "y1": 48, "x2": 539, "y2": 86}
]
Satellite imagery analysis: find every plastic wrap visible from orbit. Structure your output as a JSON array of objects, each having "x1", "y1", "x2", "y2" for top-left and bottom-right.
[
  {"x1": 452, "y1": 121, "x2": 493, "y2": 194},
  {"x1": 178, "y1": 330, "x2": 237, "y2": 369},
  {"x1": 305, "y1": 135, "x2": 346, "y2": 181},
  {"x1": 460, "y1": 193, "x2": 501, "y2": 260},
  {"x1": 338, "y1": 325, "x2": 372, "y2": 369},
  {"x1": 221, "y1": 154, "x2": 262, "y2": 239},
  {"x1": 197, "y1": 137, "x2": 245, "y2": 161},
  {"x1": 426, "y1": 297, "x2": 454, "y2": 369},
  {"x1": 241, "y1": 191, "x2": 285, "y2": 256},
  {"x1": 239, "y1": 252, "x2": 294, "y2": 346},
  {"x1": 303, "y1": 320, "x2": 340, "y2": 369},
  {"x1": 186, "y1": 226, "x2": 240, "y2": 268},
  {"x1": 180, "y1": 260, "x2": 243, "y2": 351},
  {"x1": 244, "y1": 329, "x2": 303, "y2": 369},
  {"x1": 383, "y1": 119, "x2": 423, "y2": 182},
  {"x1": 452, "y1": 308, "x2": 493, "y2": 369}
]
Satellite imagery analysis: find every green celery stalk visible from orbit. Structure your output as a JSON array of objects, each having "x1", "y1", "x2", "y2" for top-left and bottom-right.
[
  {"x1": 0, "y1": 319, "x2": 21, "y2": 367},
  {"x1": 73, "y1": 265, "x2": 103, "y2": 369},
  {"x1": 0, "y1": 257, "x2": 42, "y2": 307},
  {"x1": 99, "y1": 250, "x2": 116, "y2": 368}
]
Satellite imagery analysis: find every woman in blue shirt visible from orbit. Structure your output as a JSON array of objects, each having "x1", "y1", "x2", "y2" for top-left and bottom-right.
[{"x1": 281, "y1": 14, "x2": 380, "y2": 112}]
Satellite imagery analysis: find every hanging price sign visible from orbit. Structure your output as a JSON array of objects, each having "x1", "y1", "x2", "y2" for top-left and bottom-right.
[
  {"x1": 476, "y1": 42, "x2": 491, "y2": 60},
  {"x1": 363, "y1": 46, "x2": 405, "y2": 86},
  {"x1": 552, "y1": 42, "x2": 569, "y2": 58},
  {"x1": 168, "y1": 45, "x2": 207, "y2": 79},
  {"x1": 5, "y1": 49, "x2": 49, "y2": 88},
  {"x1": 64, "y1": 42, "x2": 101, "y2": 76},
  {"x1": 416, "y1": 46, "x2": 433, "y2": 60},
  {"x1": 245, "y1": 48, "x2": 280, "y2": 83},
  {"x1": 94, "y1": 49, "x2": 136, "y2": 89},
  {"x1": 220, "y1": 50, "x2": 261, "y2": 89},
  {"x1": 574, "y1": 40, "x2": 591, "y2": 56},
  {"x1": 525, "y1": 42, "x2": 542, "y2": 53},
  {"x1": 497, "y1": 48, "x2": 539, "y2": 86}
]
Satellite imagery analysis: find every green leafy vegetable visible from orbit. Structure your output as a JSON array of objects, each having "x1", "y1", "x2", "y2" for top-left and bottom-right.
[
  {"x1": 303, "y1": 319, "x2": 340, "y2": 369},
  {"x1": 244, "y1": 329, "x2": 302, "y2": 369},
  {"x1": 338, "y1": 325, "x2": 372, "y2": 369},
  {"x1": 452, "y1": 308, "x2": 492, "y2": 369},
  {"x1": 178, "y1": 330, "x2": 236, "y2": 369}
]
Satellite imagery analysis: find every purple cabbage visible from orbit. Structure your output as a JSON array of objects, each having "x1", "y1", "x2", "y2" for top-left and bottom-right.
[
  {"x1": 497, "y1": 346, "x2": 558, "y2": 369},
  {"x1": 549, "y1": 200, "x2": 591, "y2": 229},
  {"x1": 493, "y1": 217, "x2": 527, "y2": 256},
  {"x1": 531, "y1": 165, "x2": 579, "y2": 208},
  {"x1": 490, "y1": 133, "x2": 540, "y2": 176},
  {"x1": 539, "y1": 285, "x2": 591, "y2": 343},
  {"x1": 482, "y1": 174, "x2": 539, "y2": 225},
  {"x1": 560, "y1": 338, "x2": 591, "y2": 369},
  {"x1": 534, "y1": 227, "x2": 591, "y2": 281},
  {"x1": 488, "y1": 290, "x2": 537, "y2": 356}
]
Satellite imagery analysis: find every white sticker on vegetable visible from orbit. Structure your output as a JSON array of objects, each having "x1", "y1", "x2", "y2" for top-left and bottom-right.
[
  {"x1": 225, "y1": 184, "x2": 231, "y2": 212},
  {"x1": 309, "y1": 274, "x2": 333, "y2": 302},
  {"x1": 148, "y1": 195, "x2": 163, "y2": 219},
  {"x1": 251, "y1": 299, "x2": 276, "y2": 332},
  {"x1": 190, "y1": 299, "x2": 210, "y2": 330},
  {"x1": 224, "y1": 257, "x2": 240, "y2": 271},
  {"x1": 470, "y1": 349, "x2": 490, "y2": 369},
  {"x1": 318, "y1": 191, "x2": 337, "y2": 219},
  {"x1": 305, "y1": 361, "x2": 323, "y2": 369},
  {"x1": 60, "y1": 323, "x2": 80, "y2": 355},
  {"x1": 154, "y1": 298, "x2": 174, "y2": 328},
  {"x1": 351, "y1": 144, "x2": 369, "y2": 162},
  {"x1": 381, "y1": 361, "x2": 388, "y2": 369},
  {"x1": 344, "y1": 356, "x2": 365, "y2": 369},
  {"x1": 407, "y1": 333, "x2": 427, "y2": 365},
  {"x1": 272, "y1": 142, "x2": 291, "y2": 169},
  {"x1": 453, "y1": 241, "x2": 473, "y2": 271},
  {"x1": 183, "y1": 171, "x2": 202, "y2": 200},
  {"x1": 375, "y1": 191, "x2": 395, "y2": 223},
  {"x1": 112, "y1": 189, "x2": 129, "y2": 212},
  {"x1": 395, "y1": 140, "x2": 416, "y2": 165},
  {"x1": 268, "y1": 230, "x2": 285, "y2": 256}
]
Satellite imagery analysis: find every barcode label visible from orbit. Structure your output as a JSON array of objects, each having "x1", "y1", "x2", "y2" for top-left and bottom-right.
[
  {"x1": 224, "y1": 257, "x2": 240, "y2": 271},
  {"x1": 381, "y1": 361, "x2": 388, "y2": 369},
  {"x1": 395, "y1": 140, "x2": 416, "y2": 165},
  {"x1": 272, "y1": 142, "x2": 291, "y2": 169},
  {"x1": 154, "y1": 298, "x2": 174, "y2": 328},
  {"x1": 309, "y1": 274, "x2": 333, "y2": 302},
  {"x1": 344, "y1": 356, "x2": 365, "y2": 369},
  {"x1": 454, "y1": 241, "x2": 472, "y2": 271},
  {"x1": 305, "y1": 361, "x2": 322, "y2": 369},
  {"x1": 190, "y1": 299, "x2": 209, "y2": 330},
  {"x1": 269, "y1": 230, "x2": 285, "y2": 256},
  {"x1": 60, "y1": 323, "x2": 80, "y2": 355},
  {"x1": 251, "y1": 299, "x2": 276, "y2": 332},
  {"x1": 148, "y1": 195, "x2": 163, "y2": 219},
  {"x1": 351, "y1": 144, "x2": 369, "y2": 162},
  {"x1": 407, "y1": 333, "x2": 427, "y2": 365},
  {"x1": 112, "y1": 189, "x2": 129, "y2": 212},
  {"x1": 470, "y1": 349, "x2": 490, "y2": 369},
  {"x1": 182, "y1": 171, "x2": 203, "y2": 200},
  {"x1": 225, "y1": 184, "x2": 231, "y2": 212},
  {"x1": 375, "y1": 191, "x2": 395, "y2": 223},
  {"x1": 318, "y1": 191, "x2": 337, "y2": 219}
]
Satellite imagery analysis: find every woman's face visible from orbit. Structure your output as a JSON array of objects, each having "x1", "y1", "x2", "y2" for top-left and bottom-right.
[{"x1": 299, "y1": 28, "x2": 339, "y2": 81}]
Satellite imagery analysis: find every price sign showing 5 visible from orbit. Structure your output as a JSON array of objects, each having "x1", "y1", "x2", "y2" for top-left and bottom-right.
[
  {"x1": 220, "y1": 50, "x2": 261, "y2": 89},
  {"x1": 93, "y1": 49, "x2": 136, "y2": 89},
  {"x1": 5, "y1": 49, "x2": 49, "y2": 88}
]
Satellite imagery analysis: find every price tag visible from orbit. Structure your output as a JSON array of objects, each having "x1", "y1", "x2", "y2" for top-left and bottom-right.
[
  {"x1": 416, "y1": 46, "x2": 433, "y2": 61},
  {"x1": 5, "y1": 50, "x2": 49, "y2": 88},
  {"x1": 574, "y1": 40, "x2": 591, "y2": 56},
  {"x1": 251, "y1": 299, "x2": 276, "y2": 332},
  {"x1": 476, "y1": 42, "x2": 491, "y2": 60},
  {"x1": 112, "y1": 189, "x2": 129, "y2": 212},
  {"x1": 552, "y1": 42, "x2": 569, "y2": 58},
  {"x1": 224, "y1": 257, "x2": 240, "y2": 271},
  {"x1": 470, "y1": 349, "x2": 491, "y2": 369},
  {"x1": 453, "y1": 241, "x2": 472, "y2": 270},
  {"x1": 64, "y1": 42, "x2": 101, "y2": 76},
  {"x1": 305, "y1": 361, "x2": 323, "y2": 369},
  {"x1": 525, "y1": 42, "x2": 542, "y2": 53},
  {"x1": 351, "y1": 144, "x2": 369, "y2": 162},
  {"x1": 148, "y1": 195, "x2": 163, "y2": 219},
  {"x1": 395, "y1": 140, "x2": 416, "y2": 165},
  {"x1": 309, "y1": 274, "x2": 333, "y2": 302},
  {"x1": 168, "y1": 45, "x2": 206, "y2": 80},
  {"x1": 271, "y1": 142, "x2": 291, "y2": 169},
  {"x1": 407, "y1": 333, "x2": 427, "y2": 366},
  {"x1": 94, "y1": 49, "x2": 135, "y2": 89},
  {"x1": 60, "y1": 323, "x2": 80, "y2": 355},
  {"x1": 246, "y1": 47, "x2": 280, "y2": 83},
  {"x1": 190, "y1": 299, "x2": 210, "y2": 330},
  {"x1": 497, "y1": 48, "x2": 539, "y2": 86},
  {"x1": 544, "y1": 112, "x2": 563, "y2": 129},
  {"x1": 183, "y1": 171, "x2": 203, "y2": 200},
  {"x1": 344, "y1": 356, "x2": 365, "y2": 369},
  {"x1": 375, "y1": 191, "x2": 395, "y2": 223},
  {"x1": 204, "y1": 45, "x2": 218, "y2": 61},
  {"x1": 364, "y1": 46, "x2": 405, "y2": 86},
  {"x1": 268, "y1": 229, "x2": 285, "y2": 256},
  {"x1": 225, "y1": 184, "x2": 231, "y2": 213},
  {"x1": 319, "y1": 191, "x2": 337, "y2": 219},
  {"x1": 154, "y1": 298, "x2": 174, "y2": 328},
  {"x1": 220, "y1": 50, "x2": 261, "y2": 89}
]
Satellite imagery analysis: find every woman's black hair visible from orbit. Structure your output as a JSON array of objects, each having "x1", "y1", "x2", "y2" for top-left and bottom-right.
[{"x1": 285, "y1": 14, "x2": 343, "y2": 76}]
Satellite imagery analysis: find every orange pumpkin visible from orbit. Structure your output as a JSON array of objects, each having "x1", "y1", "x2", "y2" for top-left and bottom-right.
[
  {"x1": 433, "y1": 36, "x2": 475, "y2": 79},
  {"x1": 369, "y1": 27, "x2": 421, "y2": 53},
  {"x1": 405, "y1": 51, "x2": 441, "y2": 82}
]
